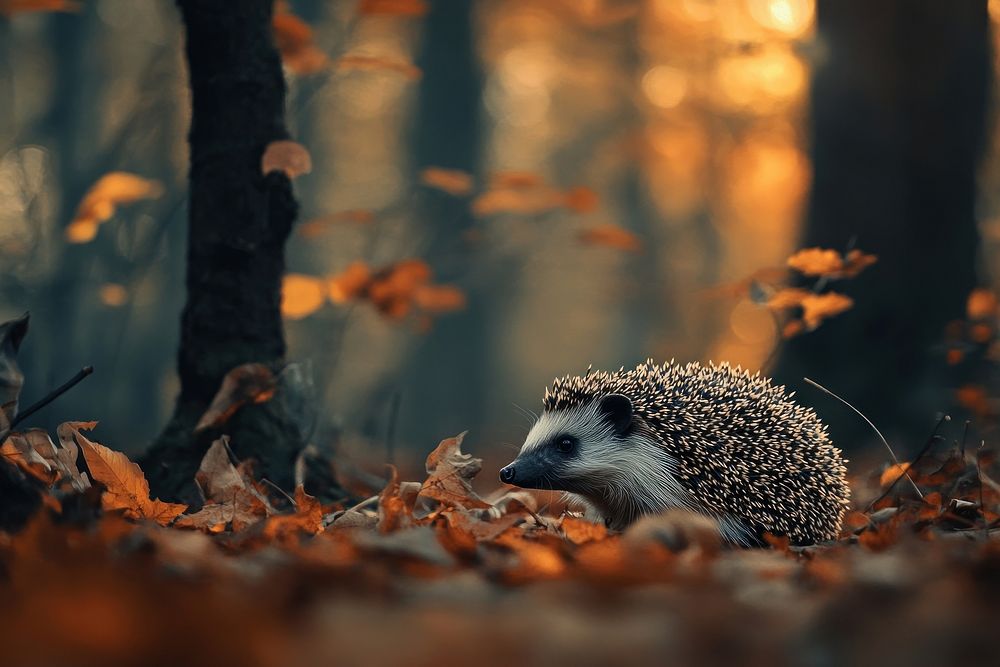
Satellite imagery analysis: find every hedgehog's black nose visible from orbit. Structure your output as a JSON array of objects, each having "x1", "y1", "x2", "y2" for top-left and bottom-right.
[{"x1": 499, "y1": 464, "x2": 516, "y2": 483}]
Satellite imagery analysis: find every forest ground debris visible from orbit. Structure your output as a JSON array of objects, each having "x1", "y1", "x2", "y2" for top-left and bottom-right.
[{"x1": 1, "y1": 422, "x2": 1000, "y2": 666}]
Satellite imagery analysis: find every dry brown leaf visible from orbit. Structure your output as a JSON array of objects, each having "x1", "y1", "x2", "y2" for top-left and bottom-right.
[
  {"x1": 358, "y1": 0, "x2": 428, "y2": 16},
  {"x1": 560, "y1": 515, "x2": 608, "y2": 545},
  {"x1": 419, "y1": 432, "x2": 491, "y2": 510},
  {"x1": 176, "y1": 437, "x2": 271, "y2": 532},
  {"x1": 2, "y1": 432, "x2": 57, "y2": 484},
  {"x1": 67, "y1": 172, "x2": 163, "y2": 244},
  {"x1": 272, "y1": 8, "x2": 329, "y2": 74},
  {"x1": 281, "y1": 273, "x2": 326, "y2": 319},
  {"x1": 578, "y1": 224, "x2": 642, "y2": 252},
  {"x1": 335, "y1": 54, "x2": 422, "y2": 79},
  {"x1": 195, "y1": 363, "x2": 277, "y2": 432},
  {"x1": 72, "y1": 423, "x2": 187, "y2": 525},
  {"x1": 261, "y1": 485, "x2": 325, "y2": 538},
  {"x1": 0, "y1": 0, "x2": 79, "y2": 17},
  {"x1": 261, "y1": 140, "x2": 312, "y2": 179},
  {"x1": 420, "y1": 167, "x2": 474, "y2": 196},
  {"x1": 378, "y1": 465, "x2": 417, "y2": 533},
  {"x1": 787, "y1": 247, "x2": 876, "y2": 279}
]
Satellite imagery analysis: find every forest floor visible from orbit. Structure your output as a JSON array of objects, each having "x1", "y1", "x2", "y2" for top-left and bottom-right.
[{"x1": 2, "y1": 426, "x2": 999, "y2": 667}]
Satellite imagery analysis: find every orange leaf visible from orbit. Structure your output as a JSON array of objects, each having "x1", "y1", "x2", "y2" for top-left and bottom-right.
[
  {"x1": 195, "y1": 363, "x2": 277, "y2": 432},
  {"x1": 0, "y1": 0, "x2": 80, "y2": 17},
  {"x1": 413, "y1": 284, "x2": 466, "y2": 313},
  {"x1": 282, "y1": 273, "x2": 326, "y2": 319},
  {"x1": 879, "y1": 462, "x2": 912, "y2": 488},
  {"x1": 72, "y1": 423, "x2": 186, "y2": 525},
  {"x1": 419, "y1": 167, "x2": 474, "y2": 196},
  {"x1": 786, "y1": 248, "x2": 843, "y2": 276},
  {"x1": 578, "y1": 224, "x2": 642, "y2": 252},
  {"x1": 841, "y1": 249, "x2": 878, "y2": 278},
  {"x1": 335, "y1": 54, "x2": 422, "y2": 79},
  {"x1": 419, "y1": 432, "x2": 491, "y2": 510},
  {"x1": 967, "y1": 288, "x2": 999, "y2": 320},
  {"x1": 561, "y1": 516, "x2": 608, "y2": 544},
  {"x1": 262, "y1": 140, "x2": 312, "y2": 179},
  {"x1": 358, "y1": 0, "x2": 428, "y2": 16},
  {"x1": 765, "y1": 287, "x2": 811, "y2": 310},
  {"x1": 800, "y1": 292, "x2": 853, "y2": 329},
  {"x1": 327, "y1": 262, "x2": 372, "y2": 303},
  {"x1": 272, "y1": 8, "x2": 328, "y2": 74},
  {"x1": 67, "y1": 172, "x2": 163, "y2": 243},
  {"x1": 98, "y1": 283, "x2": 128, "y2": 307},
  {"x1": 298, "y1": 210, "x2": 376, "y2": 237}
]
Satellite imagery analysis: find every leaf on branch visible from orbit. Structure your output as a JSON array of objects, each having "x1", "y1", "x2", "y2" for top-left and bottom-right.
[
  {"x1": 262, "y1": 140, "x2": 312, "y2": 179},
  {"x1": 327, "y1": 262, "x2": 372, "y2": 304},
  {"x1": 419, "y1": 432, "x2": 491, "y2": 510},
  {"x1": 72, "y1": 422, "x2": 187, "y2": 525},
  {"x1": 0, "y1": 0, "x2": 80, "y2": 17},
  {"x1": 281, "y1": 274, "x2": 326, "y2": 319},
  {"x1": 578, "y1": 224, "x2": 642, "y2": 252},
  {"x1": 335, "y1": 54, "x2": 422, "y2": 79},
  {"x1": 786, "y1": 247, "x2": 877, "y2": 279},
  {"x1": 195, "y1": 363, "x2": 277, "y2": 432},
  {"x1": 298, "y1": 210, "x2": 376, "y2": 238},
  {"x1": 358, "y1": 0, "x2": 429, "y2": 17},
  {"x1": 272, "y1": 5, "x2": 329, "y2": 74},
  {"x1": 419, "y1": 167, "x2": 474, "y2": 196},
  {"x1": 66, "y1": 172, "x2": 163, "y2": 244}
]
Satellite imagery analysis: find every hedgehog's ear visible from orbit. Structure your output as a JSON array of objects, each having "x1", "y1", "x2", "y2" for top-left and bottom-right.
[{"x1": 598, "y1": 393, "x2": 633, "y2": 436}]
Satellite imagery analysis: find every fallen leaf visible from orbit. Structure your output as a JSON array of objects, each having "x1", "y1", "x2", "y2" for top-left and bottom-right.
[
  {"x1": 195, "y1": 363, "x2": 277, "y2": 432},
  {"x1": 67, "y1": 172, "x2": 163, "y2": 243},
  {"x1": 560, "y1": 515, "x2": 608, "y2": 545},
  {"x1": 262, "y1": 140, "x2": 312, "y2": 179},
  {"x1": 176, "y1": 437, "x2": 271, "y2": 532},
  {"x1": 578, "y1": 224, "x2": 642, "y2": 252},
  {"x1": 420, "y1": 167, "x2": 474, "y2": 196},
  {"x1": 378, "y1": 465, "x2": 417, "y2": 533},
  {"x1": 72, "y1": 423, "x2": 187, "y2": 525},
  {"x1": 282, "y1": 273, "x2": 326, "y2": 319},
  {"x1": 419, "y1": 433, "x2": 491, "y2": 510},
  {"x1": 2, "y1": 431, "x2": 57, "y2": 484}
]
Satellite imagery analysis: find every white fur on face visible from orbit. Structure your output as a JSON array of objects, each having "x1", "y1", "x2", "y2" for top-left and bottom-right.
[{"x1": 520, "y1": 403, "x2": 755, "y2": 544}]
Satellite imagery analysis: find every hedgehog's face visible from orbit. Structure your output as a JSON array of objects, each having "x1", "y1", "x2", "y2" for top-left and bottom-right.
[{"x1": 500, "y1": 393, "x2": 634, "y2": 493}]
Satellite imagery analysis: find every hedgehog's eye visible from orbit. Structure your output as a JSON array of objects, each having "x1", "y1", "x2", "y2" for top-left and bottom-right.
[{"x1": 554, "y1": 436, "x2": 577, "y2": 454}]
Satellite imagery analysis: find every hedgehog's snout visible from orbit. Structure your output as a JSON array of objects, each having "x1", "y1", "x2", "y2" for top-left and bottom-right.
[
  {"x1": 498, "y1": 455, "x2": 549, "y2": 489},
  {"x1": 499, "y1": 464, "x2": 516, "y2": 483}
]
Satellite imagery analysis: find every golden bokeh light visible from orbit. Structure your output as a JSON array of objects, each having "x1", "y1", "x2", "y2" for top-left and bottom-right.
[
  {"x1": 747, "y1": 0, "x2": 815, "y2": 37},
  {"x1": 641, "y1": 65, "x2": 689, "y2": 109}
]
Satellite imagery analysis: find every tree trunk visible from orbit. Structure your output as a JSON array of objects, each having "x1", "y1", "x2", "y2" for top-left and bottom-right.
[
  {"x1": 399, "y1": 0, "x2": 488, "y2": 446},
  {"x1": 143, "y1": 0, "x2": 304, "y2": 501},
  {"x1": 773, "y1": 0, "x2": 990, "y2": 447}
]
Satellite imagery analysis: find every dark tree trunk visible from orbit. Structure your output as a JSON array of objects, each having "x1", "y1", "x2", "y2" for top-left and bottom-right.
[
  {"x1": 399, "y1": 0, "x2": 488, "y2": 446},
  {"x1": 773, "y1": 0, "x2": 990, "y2": 447},
  {"x1": 143, "y1": 0, "x2": 304, "y2": 501}
]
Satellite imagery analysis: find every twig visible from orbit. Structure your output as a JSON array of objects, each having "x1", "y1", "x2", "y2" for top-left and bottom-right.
[
  {"x1": 11, "y1": 366, "x2": 94, "y2": 428},
  {"x1": 977, "y1": 440, "x2": 988, "y2": 540},
  {"x1": 804, "y1": 376, "x2": 923, "y2": 497},
  {"x1": 865, "y1": 418, "x2": 949, "y2": 511}
]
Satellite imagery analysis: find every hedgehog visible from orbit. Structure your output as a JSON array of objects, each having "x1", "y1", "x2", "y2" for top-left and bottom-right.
[{"x1": 499, "y1": 360, "x2": 850, "y2": 545}]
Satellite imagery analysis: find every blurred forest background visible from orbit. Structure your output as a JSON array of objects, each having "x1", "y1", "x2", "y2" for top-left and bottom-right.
[{"x1": 2, "y1": 0, "x2": 1000, "y2": 476}]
